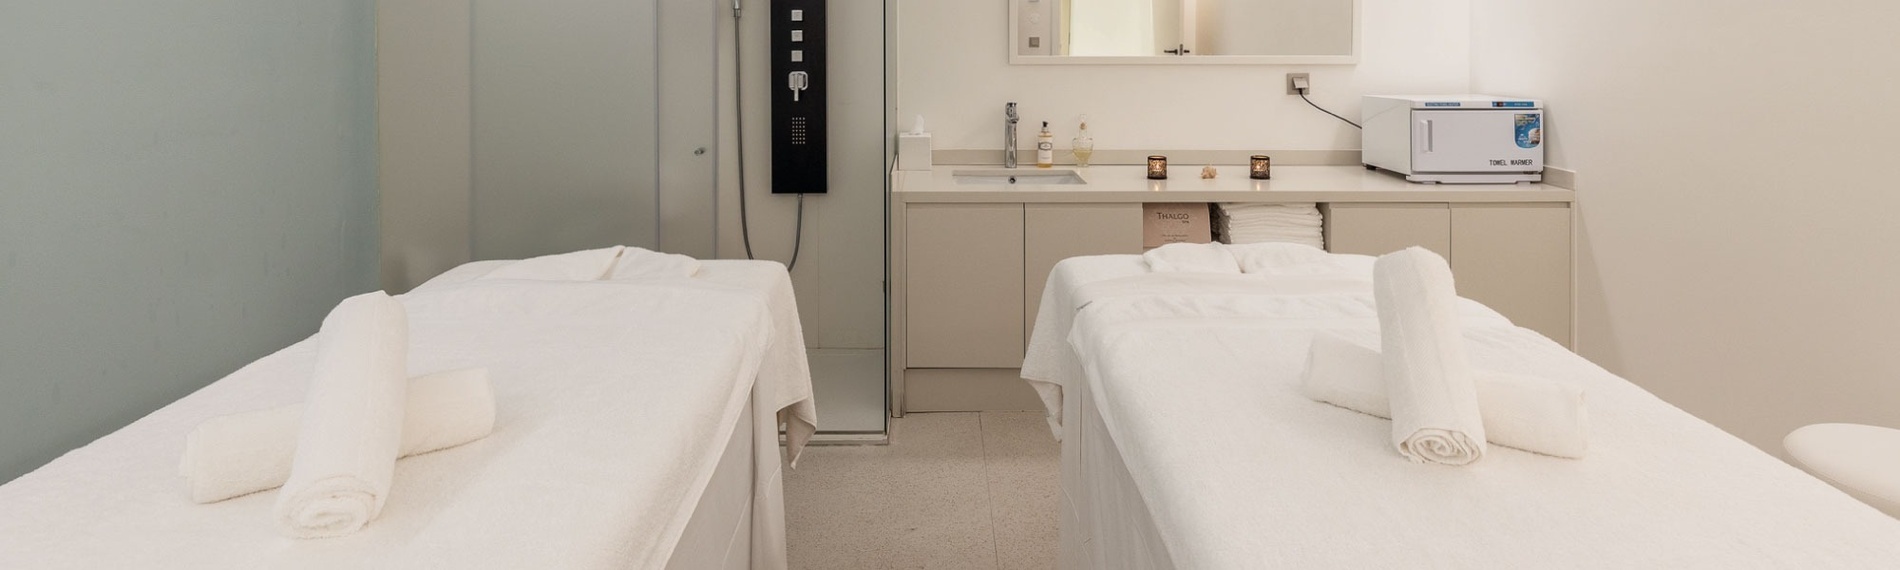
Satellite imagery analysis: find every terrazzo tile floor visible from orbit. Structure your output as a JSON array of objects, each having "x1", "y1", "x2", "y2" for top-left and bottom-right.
[{"x1": 784, "y1": 412, "x2": 1059, "y2": 570}]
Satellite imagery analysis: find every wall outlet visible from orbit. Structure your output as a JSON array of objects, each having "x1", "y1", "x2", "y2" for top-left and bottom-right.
[{"x1": 1286, "y1": 73, "x2": 1310, "y2": 95}]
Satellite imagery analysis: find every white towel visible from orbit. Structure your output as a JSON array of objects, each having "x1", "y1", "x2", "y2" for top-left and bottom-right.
[
  {"x1": 1143, "y1": 242, "x2": 1240, "y2": 273},
  {"x1": 1302, "y1": 333, "x2": 1589, "y2": 458},
  {"x1": 272, "y1": 291, "x2": 410, "y2": 538},
  {"x1": 180, "y1": 368, "x2": 496, "y2": 504},
  {"x1": 1226, "y1": 242, "x2": 1363, "y2": 276},
  {"x1": 607, "y1": 246, "x2": 702, "y2": 279},
  {"x1": 1374, "y1": 247, "x2": 1487, "y2": 465},
  {"x1": 1217, "y1": 202, "x2": 1325, "y2": 251},
  {"x1": 1219, "y1": 202, "x2": 1317, "y2": 211},
  {"x1": 479, "y1": 246, "x2": 625, "y2": 281}
]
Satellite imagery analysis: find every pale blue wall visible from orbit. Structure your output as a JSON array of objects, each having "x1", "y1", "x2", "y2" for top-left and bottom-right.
[{"x1": 0, "y1": 1, "x2": 378, "y2": 481}]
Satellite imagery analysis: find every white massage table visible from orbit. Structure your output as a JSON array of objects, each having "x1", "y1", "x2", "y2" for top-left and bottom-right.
[
  {"x1": 1023, "y1": 249, "x2": 1900, "y2": 569},
  {"x1": 0, "y1": 259, "x2": 816, "y2": 569}
]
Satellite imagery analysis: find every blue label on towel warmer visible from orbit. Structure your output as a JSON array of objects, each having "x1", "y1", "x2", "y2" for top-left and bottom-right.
[
  {"x1": 1493, "y1": 101, "x2": 1536, "y2": 108},
  {"x1": 1515, "y1": 114, "x2": 1542, "y2": 149}
]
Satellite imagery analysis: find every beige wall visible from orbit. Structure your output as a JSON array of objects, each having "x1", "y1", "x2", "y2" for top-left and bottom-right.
[
  {"x1": 377, "y1": 0, "x2": 728, "y2": 290},
  {"x1": 377, "y1": 1, "x2": 471, "y2": 292},
  {"x1": 895, "y1": 0, "x2": 1469, "y2": 152},
  {"x1": 1470, "y1": 1, "x2": 1900, "y2": 453}
]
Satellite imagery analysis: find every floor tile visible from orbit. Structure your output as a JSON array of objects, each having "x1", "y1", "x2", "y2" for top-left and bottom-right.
[
  {"x1": 786, "y1": 413, "x2": 1000, "y2": 570},
  {"x1": 980, "y1": 412, "x2": 1061, "y2": 570}
]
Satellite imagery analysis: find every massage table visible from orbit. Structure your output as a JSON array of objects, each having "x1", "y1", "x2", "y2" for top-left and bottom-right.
[
  {"x1": 1022, "y1": 248, "x2": 1900, "y2": 569},
  {"x1": 0, "y1": 258, "x2": 815, "y2": 569}
]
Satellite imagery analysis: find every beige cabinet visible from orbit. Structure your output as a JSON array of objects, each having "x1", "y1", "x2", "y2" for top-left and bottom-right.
[
  {"x1": 895, "y1": 195, "x2": 1575, "y2": 415},
  {"x1": 898, "y1": 202, "x2": 1142, "y2": 412},
  {"x1": 1322, "y1": 203, "x2": 1451, "y2": 259},
  {"x1": 1451, "y1": 203, "x2": 1573, "y2": 346},
  {"x1": 1024, "y1": 204, "x2": 1145, "y2": 344},
  {"x1": 1322, "y1": 201, "x2": 1572, "y2": 345},
  {"x1": 904, "y1": 203, "x2": 1025, "y2": 368}
]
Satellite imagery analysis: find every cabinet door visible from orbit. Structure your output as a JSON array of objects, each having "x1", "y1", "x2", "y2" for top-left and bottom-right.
[
  {"x1": 1025, "y1": 204, "x2": 1144, "y2": 345},
  {"x1": 906, "y1": 204, "x2": 1026, "y2": 368},
  {"x1": 1323, "y1": 203, "x2": 1451, "y2": 258},
  {"x1": 1451, "y1": 203, "x2": 1573, "y2": 347}
]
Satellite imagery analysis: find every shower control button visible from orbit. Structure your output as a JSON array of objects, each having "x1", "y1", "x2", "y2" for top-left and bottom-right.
[
  {"x1": 790, "y1": 50, "x2": 804, "y2": 62},
  {"x1": 790, "y1": 9, "x2": 803, "y2": 21},
  {"x1": 791, "y1": 30, "x2": 804, "y2": 42}
]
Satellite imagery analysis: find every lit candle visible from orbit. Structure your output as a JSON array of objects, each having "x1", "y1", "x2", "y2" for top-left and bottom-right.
[
  {"x1": 1147, "y1": 155, "x2": 1168, "y2": 180},
  {"x1": 1249, "y1": 155, "x2": 1272, "y2": 180}
]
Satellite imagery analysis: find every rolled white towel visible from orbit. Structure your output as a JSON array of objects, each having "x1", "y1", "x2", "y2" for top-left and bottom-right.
[
  {"x1": 1302, "y1": 333, "x2": 1588, "y2": 458},
  {"x1": 180, "y1": 368, "x2": 496, "y2": 504},
  {"x1": 1143, "y1": 242, "x2": 1239, "y2": 273},
  {"x1": 606, "y1": 246, "x2": 701, "y2": 279},
  {"x1": 479, "y1": 246, "x2": 625, "y2": 281},
  {"x1": 272, "y1": 291, "x2": 409, "y2": 538},
  {"x1": 1374, "y1": 247, "x2": 1486, "y2": 465}
]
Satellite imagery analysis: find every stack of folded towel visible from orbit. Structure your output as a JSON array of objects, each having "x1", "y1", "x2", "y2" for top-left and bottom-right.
[
  {"x1": 1215, "y1": 202, "x2": 1324, "y2": 250},
  {"x1": 1301, "y1": 247, "x2": 1589, "y2": 464},
  {"x1": 180, "y1": 291, "x2": 497, "y2": 539}
]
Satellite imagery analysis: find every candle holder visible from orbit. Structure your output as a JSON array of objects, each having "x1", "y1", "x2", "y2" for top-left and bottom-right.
[
  {"x1": 1249, "y1": 155, "x2": 1272, "y2": 180},
  {"x1": 1147, "y1": 155, "x2": 1168, "y2": 180}
]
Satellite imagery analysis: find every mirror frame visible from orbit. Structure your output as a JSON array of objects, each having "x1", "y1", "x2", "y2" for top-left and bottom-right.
[{"x1": 1007, "y1": 0, "x2": 1360, "y2": 65}]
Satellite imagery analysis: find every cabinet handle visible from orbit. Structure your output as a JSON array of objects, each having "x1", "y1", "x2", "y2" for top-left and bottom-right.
[{"x1": 1417, "y1": 119, "x2": 1434, "y2": 153}]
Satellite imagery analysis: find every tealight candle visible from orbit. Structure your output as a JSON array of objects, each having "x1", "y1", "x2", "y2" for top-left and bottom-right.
[{"x1": 1249, "y1": 155, "x2": 1272, "y2": 180}]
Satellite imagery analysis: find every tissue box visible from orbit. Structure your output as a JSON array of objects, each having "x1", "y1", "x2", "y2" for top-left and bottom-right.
[
  {"x1": 1142, "y1": 203, "x2": 1213, "y2": 249},
  {"x1": 897, "y1": 133, "x2": 933, "y2": 171}
]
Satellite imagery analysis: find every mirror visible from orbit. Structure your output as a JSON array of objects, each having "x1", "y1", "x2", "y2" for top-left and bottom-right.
[{"x1": 1010, "y1": 0, "x2": 1358, "y2": 64}]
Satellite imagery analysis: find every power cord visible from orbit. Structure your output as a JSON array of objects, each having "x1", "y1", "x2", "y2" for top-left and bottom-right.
[
  {"x1": 733, "y1": 0, "x2": 805, "y2": 271},
  {"x1": 1298, "y1": 88, "x2": 1361, "y2": 130}
]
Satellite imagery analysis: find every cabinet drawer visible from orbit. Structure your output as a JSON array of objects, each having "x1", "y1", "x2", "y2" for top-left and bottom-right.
[{"x1": 906, "y1": 204, "x2": 1026, "y2": 368}]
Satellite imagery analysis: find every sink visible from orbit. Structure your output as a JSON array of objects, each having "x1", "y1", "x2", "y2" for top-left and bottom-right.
[{"x1": 952, "y1": 168, "x2": 1086, "y2": 185}]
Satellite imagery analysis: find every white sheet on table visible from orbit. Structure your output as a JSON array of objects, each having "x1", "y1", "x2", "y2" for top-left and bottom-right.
[
  {"x1": 1067, "y1": 291, "x2": 1900, "y2": 569},
  {"x1": 404, "y1": 258, "x2": 814, "y2": 567},
  {"x1": 420, "y1": 258, "x2": 816, "y2": 463},
  {"x1": 0, "y1": 274, "x2": 808, "y2": 569},
  {"x1": 1022, "y1": 253, "x2": 1397, "y2": 440}
]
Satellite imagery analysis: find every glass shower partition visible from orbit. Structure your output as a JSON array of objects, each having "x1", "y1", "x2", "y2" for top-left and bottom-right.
[{"x1": 471, "y1": 0, "x2": 717, "y2": 260}]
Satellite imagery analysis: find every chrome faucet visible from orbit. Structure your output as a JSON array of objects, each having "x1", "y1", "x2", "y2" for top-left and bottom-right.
[{"x1": 1004, "y1": 102, "x2": 1019, "y2": 168}]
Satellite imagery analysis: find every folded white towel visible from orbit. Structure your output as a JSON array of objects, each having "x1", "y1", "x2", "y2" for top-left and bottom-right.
[
  {"x1": 1230, "y1": 235, "x2": 1323, "y2": 244},
  {"x1": 1228, "y1": 231, "x2": 1323, "y2": 241},
  {"x1": 181, "y1": 368, "x2": 496, "y2": 504},
  {"x1": 1143, "y1": 242, "x2": 1240, "y2": 273},
  {"x1": 607, "y1": 246, "x2": 701, "y2": 279},
  {"x1": 1302, "y1": 333, "x2": 1589, "y2": 458},
  {"x1": 1227, "y1": 218, "x2": 1323, "y2": 228},
  {"x1": 1219, "y1": 202, "x2": 1317, "y2": 211},
  {"x1": 479, "y1": 246, "x2": 625, "y2": 281},
  {"x1": 1374, "y1": 247, "x2": 1487, "y2": 465},
  {"x1": 272, "y1": 292, "x2": 410, "y2": 538}
]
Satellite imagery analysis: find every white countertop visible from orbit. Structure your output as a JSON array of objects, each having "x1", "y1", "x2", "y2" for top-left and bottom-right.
[{"x1": 892, "y1": 165, "x2": 1573, "y2": 204}]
